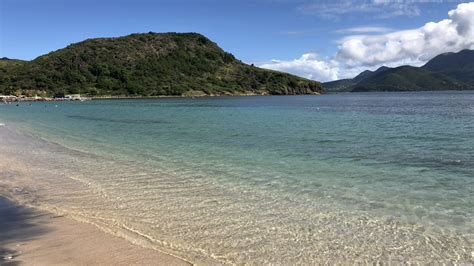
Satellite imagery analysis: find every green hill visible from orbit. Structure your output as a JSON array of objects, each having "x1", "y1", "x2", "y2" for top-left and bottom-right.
[
  {"x1": 321, "y1": 78, "x2": 354, "y2": 92},
  {"x1": 0, "y1": 32, "x2": 323, "y2": 97},
  {"x1": 323, "y1": 66, "x2": 391, "y2": 92},
  {"x1": 323, "y1": 49, "x2": 474, "y2": 92},
  {"x1": 352, "y1": 66, "x2": 466, "y2": 92},
  {"x1": 422, "y1": 49, "x2": 474, "y2": 82},
  {"x1": 0, "y1": 58, "x2": 27, "y2": 74}
]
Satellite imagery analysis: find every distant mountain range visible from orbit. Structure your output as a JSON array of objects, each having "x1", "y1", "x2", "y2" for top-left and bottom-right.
[
  {"x1": 323, "y1": 49, "x2": 474, "y2": 92},
  {"x1": 0, "y1": 33, "x2": 322, "y2": 97}
]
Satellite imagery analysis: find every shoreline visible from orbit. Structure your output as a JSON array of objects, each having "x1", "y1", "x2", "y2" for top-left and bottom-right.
[
  {"x1": 4, "y1": 90, "x2": 473, "y2": 104},
  {"x1": 0, "y1": 125, "x2": 204, "y2": 265},
  {"x1": 1, "y1": 92, "x2": 323, "y2": 103},
  {"x1": 0, "y1": 195, "x2": 191, "y2": 266}
]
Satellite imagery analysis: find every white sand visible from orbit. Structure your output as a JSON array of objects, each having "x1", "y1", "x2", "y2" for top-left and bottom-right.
[{"x1": 0, "y1": 196, "x2": 190, "y2": 266}]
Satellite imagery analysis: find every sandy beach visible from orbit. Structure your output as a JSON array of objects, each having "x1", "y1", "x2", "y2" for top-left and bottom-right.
[{"x1": 0, "y1": 196, "x2": 190, "y2": 266}]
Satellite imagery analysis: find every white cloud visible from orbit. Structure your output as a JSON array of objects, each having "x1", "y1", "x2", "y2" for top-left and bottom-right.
[
  {"x1": 336, "y1": 2, "x2": 474, "y2": 67},
  {"x1": 335, "y1": 26, "x2": 394, "y2": 34},
  {"x1": 298, "y1": 0, "x2": 429, "y2": 19},
  {"x1": 259, "y1": 53, "x2": 339, "y2": 82},
  {"x1": 259, "y1": 2, "x2": 474, "y2": 81}
]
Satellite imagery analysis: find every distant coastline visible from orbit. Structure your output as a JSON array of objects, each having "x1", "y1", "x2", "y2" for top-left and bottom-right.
[{"x1": 1, "y1": 91, "x2": 323, "y2": 103}]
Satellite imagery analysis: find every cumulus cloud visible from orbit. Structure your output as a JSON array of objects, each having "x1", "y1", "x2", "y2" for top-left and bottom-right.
[
  {"x1": 336, "y1": 1, "x2": 474, "y2": 67},
  {"x1": 259, "y1": 2, "x2": 474, "y2": 81},
  {"x1": 259, "y1": 53, "x2": 339, "y2": 82}
]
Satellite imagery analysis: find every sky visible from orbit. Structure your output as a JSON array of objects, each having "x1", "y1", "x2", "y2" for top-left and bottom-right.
[{"x1": 1, "y1": 0, "x2": 474, "y2": 81}]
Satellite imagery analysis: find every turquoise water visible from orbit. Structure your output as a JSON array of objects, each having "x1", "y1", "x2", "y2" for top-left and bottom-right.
[{"x1": 0, "y1": 92, "x2": 473, "y2": 263}]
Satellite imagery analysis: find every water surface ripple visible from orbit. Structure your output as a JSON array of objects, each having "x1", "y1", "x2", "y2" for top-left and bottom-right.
[{"x1": 0, "y1": 92, "x2": 472, "y2": 263}]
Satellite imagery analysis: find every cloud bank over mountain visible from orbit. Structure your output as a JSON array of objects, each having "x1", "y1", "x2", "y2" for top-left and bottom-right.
[{"x1": 259, "y1": 2, "x2": 474, "y2": 81}]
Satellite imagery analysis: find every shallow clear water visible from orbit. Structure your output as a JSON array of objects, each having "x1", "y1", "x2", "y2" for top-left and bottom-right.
[{"x1": 0, "y1": 92, "x2": 473, "y2": 263}]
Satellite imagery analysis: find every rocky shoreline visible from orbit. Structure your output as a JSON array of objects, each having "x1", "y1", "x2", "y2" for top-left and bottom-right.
[{"x1": 0, "y1": 95, "x2": 90, "y2": 103}]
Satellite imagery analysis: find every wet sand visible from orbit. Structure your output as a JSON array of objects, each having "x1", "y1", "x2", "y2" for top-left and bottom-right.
[{"x1": 0, "y1": 196, "x2": 190, "y2": 266}]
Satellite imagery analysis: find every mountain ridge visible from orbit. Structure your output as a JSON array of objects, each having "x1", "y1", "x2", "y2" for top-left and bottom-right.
[{"x1": 323, "y1": 49, "x2": 474, "y2": 92}]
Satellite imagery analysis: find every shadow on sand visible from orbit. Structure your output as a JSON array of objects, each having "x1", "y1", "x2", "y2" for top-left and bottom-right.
[{"x1": 0, "y1": 196, "x2": 51, "y2": 265}]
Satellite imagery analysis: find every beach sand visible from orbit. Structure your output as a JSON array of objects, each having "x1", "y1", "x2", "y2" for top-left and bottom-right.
[{"x1": 0, "y1": 196, "x2": 190, "y2": 266}]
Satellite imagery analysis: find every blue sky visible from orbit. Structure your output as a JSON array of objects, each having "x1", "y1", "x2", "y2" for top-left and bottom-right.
[{"x1": 1, "y1": 0, "x2": 474, "y2": 81}]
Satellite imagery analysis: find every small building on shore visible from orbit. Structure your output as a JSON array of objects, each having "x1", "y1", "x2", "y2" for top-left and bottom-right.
[
  {"x1": 65, "y1": 94, "x2": 82, "y2": 100},
  {"x1": 0, "y1": 95, "x2": 17, "y2": 102}
]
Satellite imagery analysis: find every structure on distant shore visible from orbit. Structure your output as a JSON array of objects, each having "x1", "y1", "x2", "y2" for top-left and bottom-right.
[
  {"x1": 0, "y1": 94, "x2": 89, "y2": 103},
  {"x1": 64, "y1": 94, "x2": 82, "y2": 100},
  {"x1": 0, "y1": 95, "x2": 18, "y2": 103}
]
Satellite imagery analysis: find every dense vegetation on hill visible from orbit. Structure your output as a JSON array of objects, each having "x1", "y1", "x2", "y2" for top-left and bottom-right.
[
  {"x1": 322, "y1": 66, "x2": 391, "y2": 92},
  {"x1": 323, "y1": 49, "x2": 474, "y2": 92},
  {"x1": 352, "y1": 66, "x2": 465, "y2": 92},
  {"x1": 422, "y1": 49, "x2": 474, "y2": 82},
  {"x1": 320, "y1": 78, "x2": 354, "y2": 92},
  {"x1": 0, "y1": 58, "x2": 27, "y2": 74},
  {"x1": 0, "y1": 32, "x2": 323, "y2": 97}
]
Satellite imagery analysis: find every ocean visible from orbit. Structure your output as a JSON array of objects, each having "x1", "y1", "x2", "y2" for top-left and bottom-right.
[{"x1": 0, "y1": 92, "x2": 473, "y2": 263}]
